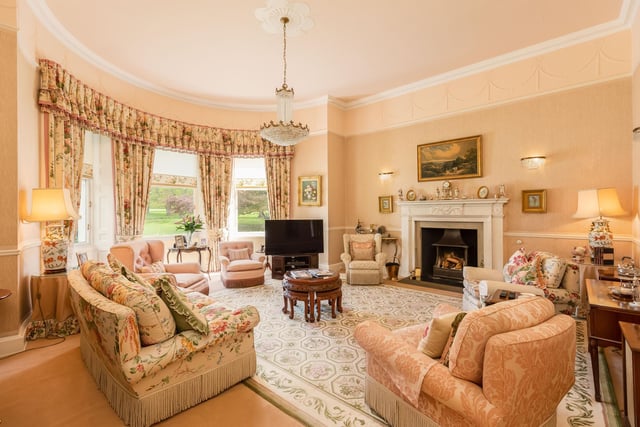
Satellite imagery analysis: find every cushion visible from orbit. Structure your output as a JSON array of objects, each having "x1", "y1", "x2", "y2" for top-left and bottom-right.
[
  {"x1": 107, "y1": 253, "x2": 156, "y2": 292},
  {"x1": 157, "y1": 276, "x2": 209, "y2": 334},
  {"x1": 227, "y1": 248, "x2": 250, "y2": 261},
  {"x1": 139, "y1": 261, "x2": 166, "y2": 273},
  {"x1": 226, "y1": 259, "x2": 263, "y2": 272},
  {"x1": 350, "y1": 240, "x2": 375, "y2": 260},
  {"x1": 417, "y1": 307, "x2": 462, "y2": 358},
  {"x1": 89, "y1": 268, "x2": 176, "y2": 345},
  {"x1": 530, "y1": 251, "x2": 567, "y2": 288},
  {"x1": 439, "y1": 312, "x2": 468, "y2": 366},
  {"x1": 502, "y1": 248, "x2": 528, "y2": 282},
  {"x1": 561, "y1": 262, "x2": 580, "y2": 294}
]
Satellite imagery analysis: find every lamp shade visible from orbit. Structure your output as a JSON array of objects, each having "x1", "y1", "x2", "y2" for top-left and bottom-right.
[
  {"x1": 25, "y1": 188, "x2": 78, "y2": 222},
  {"x1": 573, "y1": 188, "x2": 626, "y2": 218}
]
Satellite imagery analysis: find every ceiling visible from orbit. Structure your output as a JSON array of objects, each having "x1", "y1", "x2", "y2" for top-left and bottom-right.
[{"x1": 37, "y1": 0, "x2": 634, "y2": 110}]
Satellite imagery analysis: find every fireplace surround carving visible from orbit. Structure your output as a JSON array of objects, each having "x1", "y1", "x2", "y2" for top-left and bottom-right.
[{"x1": 397, "y1": 199, "x2": 508, "y2": 279}]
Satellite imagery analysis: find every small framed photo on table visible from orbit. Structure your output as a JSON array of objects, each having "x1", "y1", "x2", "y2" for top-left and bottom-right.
[
  {"x1": 379, "y1": 195, "x2": 393, "y2": 213},
  {"x1": 174, "y1": 235, "x2": 187, "y2": 249},
  {"x1": 522, "y1": 189, "x2": 547, "y2": 213}
]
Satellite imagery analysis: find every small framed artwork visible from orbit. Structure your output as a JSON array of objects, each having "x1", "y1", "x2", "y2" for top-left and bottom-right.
[
  {"x1": 298, "y1": 175, "x2": 322, "y2": 206},
  {"x1": 522, "y1": 189, "x2": 547, "y2": 213},
  {"x1": 417, "y1": 135, "x2": 482, "y2": 182},
  {"x1": 379, "y1": 195, "x2": 393, "y2": 213},
  {"x1": 174, "y1": 235, "x2": 187, "y2": 249}
]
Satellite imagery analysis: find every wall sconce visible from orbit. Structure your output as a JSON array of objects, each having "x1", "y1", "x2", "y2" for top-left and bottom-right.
[
  {"x1": 378, "y1": 171, "x2": 394, "y2": 180},
  {"x1": 23, "y1": 188, "x2": 79, "y2": 274},
  {"x1": 520, "y1": 156, "x2": 546, "y2": 169}
]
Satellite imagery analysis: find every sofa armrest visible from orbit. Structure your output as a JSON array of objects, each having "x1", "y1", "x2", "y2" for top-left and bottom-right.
[
  {"x1": 482, "y1": 279, "x2": 546, "y2": 297},
  {"x1": 251, "y1": 252, "x2": 266, "y2": 264},
  {"x1": 164, "y1": 262, "x2": 201, "y2": 274},
  {"x1": 463, "y1": 266, "x2": 504, "y2": 282},
  {"x1": 375, "y1": 252, "x2": 387, "y2": 266},
  {"x1": 354, "y1": 321, "x2": 437, "y2": 406},
  {"x1": 340, "y1": 253, "x2": 352, "y2": 265}
]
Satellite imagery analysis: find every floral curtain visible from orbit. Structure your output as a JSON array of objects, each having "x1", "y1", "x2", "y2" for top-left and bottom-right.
[
  {"x1": 112, "y1": 139, "x2": 155, "y2": 241},
  {"x1": 265, "y1": 154, "x2": 292, "y2": 219},
  {"x1": 44, "y1": 113, "x2": 85, "y2": 239},
  {"x1": 199, "y1": 154, "x2": 233, "y2": 271}
]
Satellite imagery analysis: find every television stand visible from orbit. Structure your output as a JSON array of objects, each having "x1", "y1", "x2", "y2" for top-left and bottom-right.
[{"x1": 270, "y1": 254, "x2": 319, "y2": 280}]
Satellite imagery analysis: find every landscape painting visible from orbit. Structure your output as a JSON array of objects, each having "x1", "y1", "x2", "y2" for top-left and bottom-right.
[{"x1": 417, "y1": 135, "x2": 482, "y2": 181}]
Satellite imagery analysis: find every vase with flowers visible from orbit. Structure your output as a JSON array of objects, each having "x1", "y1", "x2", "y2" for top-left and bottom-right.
[{"x1": 176, "y1": 214, "x2": 204, "y2": 246}]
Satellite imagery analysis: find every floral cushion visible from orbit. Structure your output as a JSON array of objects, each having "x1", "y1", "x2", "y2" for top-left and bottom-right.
[
  {"x1": 107, "y1": 253, "x2": 156, "y2": 292},
  {"x1": 140, "y1": 261, "x2": 166, "y2": 273},
  {"x1": 157, "y1": 276, "x2": 209, "y2": 334},
  {"x1": 88, "y1": 267, "x2": 176, "y2": 345},
  {"x1": 350, "y1": 241, "x2": 375, "y2": 260},
  {"x1": 529, "y1": 251, "x2": 567, "y2": 288},
  {"x1": 417, "y1": 303, "x2": 461, "y2": 358},
  {"x1": 439, "y1": 312, "x2": 467, "y2": 367},
  {"x1": 227, "y1": 248, "x2": 250, "y2": 261}
]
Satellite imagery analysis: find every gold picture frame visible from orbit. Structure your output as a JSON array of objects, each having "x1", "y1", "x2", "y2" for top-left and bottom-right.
[
  {"x1": 522, "y1": 189, "x2": 547, "y2": 213},
  {"x1": 298, "y1": 175, "x2": 322, "y2": 206},
  {"x1": 417, "y1": 135, "x2": 482, "y2": 182},
  {"x1": 379, "y1": 195, "x2": 393, "y2": 213},
  {"x1": 174, "y1": 235, "x2": 187, "y2": 249}
]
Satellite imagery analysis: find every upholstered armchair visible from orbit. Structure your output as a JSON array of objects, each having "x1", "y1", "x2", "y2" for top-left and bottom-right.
[
  {"x1": 218, "y1": 241, "x2": 266, "y2": 288},
  {"x1": 110, "y1": 239, "x2": 209, "y2": 294},
  {"x1": 340, "y1": 233, "x2": 386, "y2": 285},
  {"x1": 354, "y1": 297, "x2": 576, "y2": 426}
]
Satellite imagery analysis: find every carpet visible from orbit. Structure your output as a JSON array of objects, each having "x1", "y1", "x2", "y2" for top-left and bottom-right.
[{"x1": 210, "y1": 279, "x2": 620, "y2": 426}]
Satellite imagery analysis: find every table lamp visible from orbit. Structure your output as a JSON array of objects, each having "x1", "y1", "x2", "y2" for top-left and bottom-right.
[
  {"x1": 573, "y1": 188, "x2": 626, "y2": 265},
  {"x1": 24, "y1": 188, "x2": 79, "y2": 273}
]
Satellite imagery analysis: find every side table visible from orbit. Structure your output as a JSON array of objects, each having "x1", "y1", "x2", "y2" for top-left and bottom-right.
[
  {"x1": 621, "y1": 321, "x2": 640, "y2": 426},
  {"x1": 585, "y1": 279, "x2": 640, "y2": 401},
  {"x1": 166, "y1": 246, "x2": 212, "y2": 273},
  {"x1": 27, "y1": 273, "x2": 79, "y2": 340}
]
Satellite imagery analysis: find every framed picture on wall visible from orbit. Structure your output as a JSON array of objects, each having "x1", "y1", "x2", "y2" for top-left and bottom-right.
[
  {"x1": 298, "y1": 175, "x2": 322, "y2": 206},
  {"x1": 522, "y1": 189, "x2": 547, "y2": 213},
  {"x1": 379, "y1": 195, "x2": 393, "y2": 213},
  {"x1": 417, "y1": 135, "x2": 482, "y2": 181}
]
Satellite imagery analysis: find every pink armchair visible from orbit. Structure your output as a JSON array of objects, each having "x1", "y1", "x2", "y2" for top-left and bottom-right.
[
  {"x1": 218, "y1": 241, "x2": 266, "y2": 288},
  {"x1": 110, "y1": 239, "x2": 209, "y2": 294},
  {"x1": 354, "y1": 297, "x2": 576, "y2": 426}
]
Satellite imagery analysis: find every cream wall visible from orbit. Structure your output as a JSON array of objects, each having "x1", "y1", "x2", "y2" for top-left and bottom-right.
[{"x1": 345, "y1": 80, "x2": 632, "y2": 265}]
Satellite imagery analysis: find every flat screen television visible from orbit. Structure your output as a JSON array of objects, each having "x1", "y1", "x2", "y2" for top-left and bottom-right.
[{"x1": 264, "y1": 219, "x2": 324, "y2": 255}]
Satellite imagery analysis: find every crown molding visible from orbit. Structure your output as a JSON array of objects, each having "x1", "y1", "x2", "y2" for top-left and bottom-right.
[{"x1": 28, "y1": 0, "x2": 639, "y2": 112}]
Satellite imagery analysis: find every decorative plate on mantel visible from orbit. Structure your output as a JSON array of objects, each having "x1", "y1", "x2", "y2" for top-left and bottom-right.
[
  {"x1": 477, "y1": 186, "x2": 489, "y2": 199},
  {"x1": 406, "y1": 190, "x2": 416, "y2": 201}
]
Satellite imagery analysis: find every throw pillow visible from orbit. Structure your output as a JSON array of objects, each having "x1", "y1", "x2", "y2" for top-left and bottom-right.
[
  {"x1": 417, "y1": 303, "x2": 462, "y2": 358},
  {"x1": 139, "y1": 261, "x2": 166, "y2": 273},
  {"x1": 530, "y1": 251, "x2": 567, "y2": 288},
  {"x1": 89, "y1": 269, "x2": 176, "y2": 345},
  {"x1": 439, "y1": 312, "x2": 468, "y2": 367},
  {"x1": 157, "y1": 276, "x2": 209, "y2": 334},
  {"x1": 502, "y1": 248, "x2": 528, "y2": 282},
  {"x1": 227, "y1": 248, "x2": 250, "y2": 261},
  {"x1": 350, "y1": 240, "x2": 375, "y2": 260},
  {"x1": 107, "y1": 253, "x2": 156, "y2": 292}
]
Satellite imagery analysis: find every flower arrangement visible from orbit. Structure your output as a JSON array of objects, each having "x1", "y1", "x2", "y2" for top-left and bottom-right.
[{"x1": 175, "y1": 214, "x2": 204, "y2": 233}]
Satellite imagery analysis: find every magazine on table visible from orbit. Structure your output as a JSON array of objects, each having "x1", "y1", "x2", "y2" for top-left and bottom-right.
[{"x1": 309, "y1": 269, "x2": 333, "y2": 278}]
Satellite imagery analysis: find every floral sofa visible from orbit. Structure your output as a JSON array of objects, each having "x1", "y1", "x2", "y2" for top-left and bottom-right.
[
  {"x1": 462, "y1": 248, "x2": 582, "y2": 315},
  {"x1": 354, "y1": 297, "x2": 576, "y2": 427},
  {"x1": 68, "y1": 261, "x2": 260, "y2": 427}
]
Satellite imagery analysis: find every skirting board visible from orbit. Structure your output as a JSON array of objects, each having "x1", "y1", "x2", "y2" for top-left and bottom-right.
[{"x1": 0, "y1": 319, "x2": 28, "y2": 358}]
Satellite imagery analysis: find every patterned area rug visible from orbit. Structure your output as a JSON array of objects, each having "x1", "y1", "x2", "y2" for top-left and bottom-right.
[{"x1": 209, "y1": 280, "x2": 617, "y2": 426}]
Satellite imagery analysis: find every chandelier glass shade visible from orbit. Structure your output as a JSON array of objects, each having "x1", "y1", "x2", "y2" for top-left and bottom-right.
[{"x1": 260, "y1": 16, "x2": 309, "y2": 146}]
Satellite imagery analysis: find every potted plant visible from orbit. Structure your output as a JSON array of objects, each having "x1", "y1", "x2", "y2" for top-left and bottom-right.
[{"x1": 175, "y1": 214, "x2": 204, "y2": 246}]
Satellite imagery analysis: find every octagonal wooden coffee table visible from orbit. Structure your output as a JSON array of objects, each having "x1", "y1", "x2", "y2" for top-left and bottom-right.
[{"x1": 282, "y1": 270, "x2": 342, "y2": 322}]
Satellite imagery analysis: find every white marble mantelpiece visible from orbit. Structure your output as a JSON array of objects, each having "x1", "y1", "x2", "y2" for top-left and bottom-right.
[{"x1": 397, "y1": 198, "x2": 508, "y2": 277}]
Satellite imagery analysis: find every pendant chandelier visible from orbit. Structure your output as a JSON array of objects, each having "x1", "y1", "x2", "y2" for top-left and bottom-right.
[{"x1": 259, "y1": 15, "x2": 310, "y2": 146}]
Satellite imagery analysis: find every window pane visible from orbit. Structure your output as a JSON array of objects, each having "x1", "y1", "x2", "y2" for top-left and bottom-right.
[
  {"x1": 144, "y1": 186, "x2": 195, "y2": 236},
  {"x1": 237, "y1": 189, "x2": 269, "y2": 232}
]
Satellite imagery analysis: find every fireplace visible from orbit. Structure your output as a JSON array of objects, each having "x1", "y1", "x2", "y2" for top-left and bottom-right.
[
  {"x1": 397, "y1": 199, "x2": 508, "y2": 283},
  {"x1": 426, "y1": 228, "x2": 477, "y2": 285}
]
